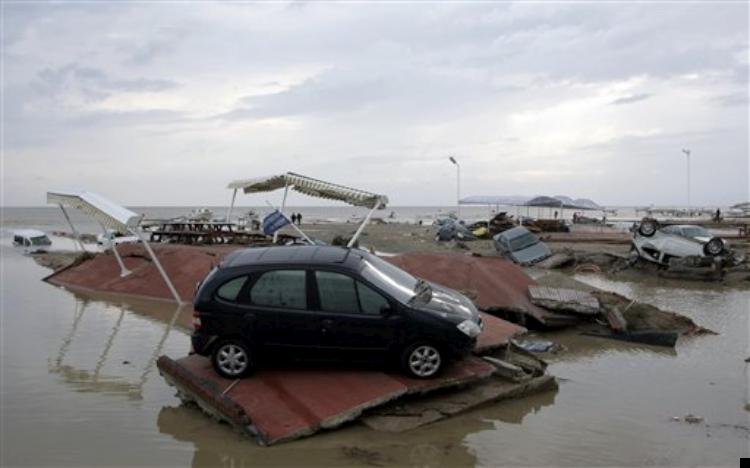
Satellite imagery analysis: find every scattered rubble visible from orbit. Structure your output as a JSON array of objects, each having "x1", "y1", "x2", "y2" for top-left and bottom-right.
[{"x1": 528, "y1": 286, "x2": 600, "y2": 316}]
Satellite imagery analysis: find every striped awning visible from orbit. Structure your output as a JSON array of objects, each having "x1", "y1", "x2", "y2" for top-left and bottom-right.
[
  {"x1": 47, "y1": 190, "x2": 143, "y2": 232},
  {"x1": 227, "y1": 172, "x2": 388, "y2": 209}
]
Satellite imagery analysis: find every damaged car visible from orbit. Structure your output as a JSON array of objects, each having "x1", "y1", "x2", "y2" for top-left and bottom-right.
[
  {"x1": 493, "y1": 226, "x2": 552, "y2": 265},
  {"x1": 631, "y1": 218, "x2": 728, "y2": 265}
]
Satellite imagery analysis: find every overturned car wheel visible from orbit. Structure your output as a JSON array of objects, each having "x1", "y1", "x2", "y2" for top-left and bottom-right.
[
  {"x1": 704, "y1": 237, "x2": 724, "y2": 256},
  {"x1": 638, "y1": 219, "x2": 659, "y2": 237}
]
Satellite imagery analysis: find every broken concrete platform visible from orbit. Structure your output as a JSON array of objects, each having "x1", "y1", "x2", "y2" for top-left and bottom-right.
[
  {"x1": 158, "y1": 354, "x2": 499, "y2": 445},
  {"x1": 156, "y1": 308, "x2": 529, "y2": 445}
]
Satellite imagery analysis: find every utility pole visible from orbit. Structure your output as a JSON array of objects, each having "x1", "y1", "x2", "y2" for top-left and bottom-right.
[
  {"x1": 682, "y1": 148, "x2": 691, "y2": 216},
  {"x1": 449, "y1": 156, "x2": 461, "y2": 218}
]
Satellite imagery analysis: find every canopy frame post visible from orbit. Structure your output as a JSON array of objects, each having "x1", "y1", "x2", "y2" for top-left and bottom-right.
[
  {"x1": 97, "y1": 222, "x2": 131, "y2": 277},
  {"x1": 129, "y1": 229, "x2": 183, "y2": 304},
  {"x1": 273, "y1": 180, "x2": 290, "y2": 243},
  {"x1": 58, "y1": 204, "x2": 86, "y2": 251},
  {"x1": 348, "y1": 200, "x2": 381, "y2": 248},
  {"x1": 225, "y1": 188, "x2": 238, "y2": 223}
]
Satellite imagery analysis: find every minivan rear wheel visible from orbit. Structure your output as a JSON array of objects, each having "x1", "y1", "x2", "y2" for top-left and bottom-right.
[
  {"x1": 211, "y1": 339, "x2": 254, "y2": 379},
  {"x1": 401, "y1": 343, "x2": 443, "y2": 379}
]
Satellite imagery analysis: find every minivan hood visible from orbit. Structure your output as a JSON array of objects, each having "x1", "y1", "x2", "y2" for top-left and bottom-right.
[
  {"x1": 511, "y1": 241, "x2": 551, "y2": 265},
  {"x1": 413, "y1": 282, "x2": 479, "y2": 321}
]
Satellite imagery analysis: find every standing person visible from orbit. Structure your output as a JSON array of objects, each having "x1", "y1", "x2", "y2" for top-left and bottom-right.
[
  {"x1": 297, "y1": 212, "x2": 303, "y2": 225},
  {"x1": 715, "y1": 208, "x2": 721, "y2": 222}
]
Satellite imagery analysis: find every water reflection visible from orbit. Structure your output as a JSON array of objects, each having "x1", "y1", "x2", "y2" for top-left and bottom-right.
[
  {"x1": 156, "y1": 380, "x2": 559, "y2": 467},
  {"x1": 48, "y1": 294, "x2": 187, "y2": 400}
]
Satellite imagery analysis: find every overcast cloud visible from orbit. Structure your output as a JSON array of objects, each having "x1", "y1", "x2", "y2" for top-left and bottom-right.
[{"x1": 2, "y1": 2, "x2": 748, "y2": 207}]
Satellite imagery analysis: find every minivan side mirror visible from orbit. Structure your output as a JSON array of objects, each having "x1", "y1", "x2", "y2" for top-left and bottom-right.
[{"x1": 380, "y1": 304, "x2": 393, "y2": 316}]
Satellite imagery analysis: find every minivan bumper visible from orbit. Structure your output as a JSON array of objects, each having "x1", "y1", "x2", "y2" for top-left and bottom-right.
[{"x1": 190, "y1": 333, "x2": 215, "y2": 357}]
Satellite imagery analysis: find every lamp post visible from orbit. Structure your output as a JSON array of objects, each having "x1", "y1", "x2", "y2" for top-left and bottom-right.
[
  {"x1": 681, "y1": 148, "x2": 691, "y2": 216},
  {"x1": 449, "y1": 156, "x2": 461, "y2": 218}
]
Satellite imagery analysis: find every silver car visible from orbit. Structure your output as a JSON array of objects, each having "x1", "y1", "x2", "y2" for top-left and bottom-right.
[
  {"x1": 632, "y1": 219, "x2": 726, "y2": 265},
  {"x1": 493, "y1": 226, "x2": 552, "y2": 265}
]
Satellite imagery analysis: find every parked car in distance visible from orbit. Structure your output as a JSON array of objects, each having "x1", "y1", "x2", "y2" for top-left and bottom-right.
[
  {"x1": 631, "y1": 218, "x2": 727, "y2": 265},
  {"x1": 493, "y1": 226, "x2": 552, "y2": 265},
  {"x1": 13, "y1": 229, "x2": 52, "y2": 254},
  {"x1": 96, "y1": 229, "x2": 140, "y2": 247},
  {"x1": 191, "y1": 246, "x2": 483, "y2": 379}
]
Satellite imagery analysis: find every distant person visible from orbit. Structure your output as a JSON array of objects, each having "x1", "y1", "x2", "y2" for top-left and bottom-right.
[
  {"x1": 297, "y1": 212, "x2": 303, "y2": 225},
  {"x1": 554, "y1": 210, "x2": 558, "y2": 220},
  {"x1": 715, "y1": 208, "x2": 722, "y2": 222},
  {"x1": 289, "y1": 213, "x2": 296, "y2": 224}
]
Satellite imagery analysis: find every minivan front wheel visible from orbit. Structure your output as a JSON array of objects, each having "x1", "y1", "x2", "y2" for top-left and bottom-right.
[
  {"x1": 402, "y1": 343, "x2": 443, "y2": 379},
  {"x1": 212, "y1": 339, "x2": 253, "y2": 379}
]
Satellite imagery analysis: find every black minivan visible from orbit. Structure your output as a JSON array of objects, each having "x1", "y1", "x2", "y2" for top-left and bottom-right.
[{"x1": 191, "y1": 246, "x2": 483, "y2": 379}]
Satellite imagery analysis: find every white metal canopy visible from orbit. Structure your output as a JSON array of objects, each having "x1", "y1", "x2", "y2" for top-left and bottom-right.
[
  {"x1": 47, "y1": 190, "x2": 183, "y2": 304},
  {"x1": 227, "y1": 172, "x2": 389, "y2": 209},
  {"x1": 226, "y1": 172, "x2": 388, "y2": 247},
  {"x1": 47, "y1": 190, "x2": 143, "y2": 232}
]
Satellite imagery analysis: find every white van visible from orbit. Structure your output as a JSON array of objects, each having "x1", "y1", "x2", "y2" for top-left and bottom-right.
[
  {"x1": 13, "y1": 229, "x2": 52, "y2": 254},
  {"x1": 96, "y1": 229, "x2": 140, "y2": 248}
]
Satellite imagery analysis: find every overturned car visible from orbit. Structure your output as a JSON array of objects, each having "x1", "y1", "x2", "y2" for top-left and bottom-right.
[{"x1": 631, "y1": 219, "x2": 728, "y2": 266}]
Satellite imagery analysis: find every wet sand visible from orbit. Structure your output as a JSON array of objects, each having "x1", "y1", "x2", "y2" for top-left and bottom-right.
[{"x1": 3, "y1": 225, "x2": 750, "y2": 466}]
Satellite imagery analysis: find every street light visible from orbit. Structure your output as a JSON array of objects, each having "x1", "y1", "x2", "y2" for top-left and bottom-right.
[
  {"x1": 681, "y1": 148, "x2": 691, "y2": 216},
  {"x1": 449, "y1": 156, "x2": 460, "y2": 218}
]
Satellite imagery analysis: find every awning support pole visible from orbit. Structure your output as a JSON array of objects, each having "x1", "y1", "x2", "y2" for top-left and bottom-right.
[
  {"x1": 225, "y1": 188, "x2": 238, "y2": 223},
  {"x1": 130, "y1": 229, "x2": 183, "y2": 304},
  {"x1": 97, "y1": 222, "x2": 131, "y2": 277},
  {"x1": 273, "y1": 180, "x2": 290, "y2": 243},
  {"x1": 58, "y1": 204, "x2": 86, "y2": 251},
  {"x1": 348, "y1": 200, "x2": 381, "y2": 248}
]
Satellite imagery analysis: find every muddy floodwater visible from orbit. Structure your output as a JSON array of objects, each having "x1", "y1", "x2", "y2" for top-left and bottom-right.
[{"x1": 1, "y1": 242, "x2": 748, "y2": 466}]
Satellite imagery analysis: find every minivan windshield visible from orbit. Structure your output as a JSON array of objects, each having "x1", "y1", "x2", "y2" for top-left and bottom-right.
[
  {"x1": 509, "y1": 232, "x2": 539, "y2": 251},
  {"x1": 359, "y1": 254, "x2": 419, "y2": 304}
]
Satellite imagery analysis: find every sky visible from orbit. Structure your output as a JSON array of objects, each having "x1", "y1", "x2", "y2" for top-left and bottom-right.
[{"x1": 2, "y1": 1, "x2": 748, "y2": 207}]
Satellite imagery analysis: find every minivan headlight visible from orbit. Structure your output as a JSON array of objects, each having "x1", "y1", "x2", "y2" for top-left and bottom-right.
[{"x1": 457, "y1": 320, "x2": 481, "y2": 338}]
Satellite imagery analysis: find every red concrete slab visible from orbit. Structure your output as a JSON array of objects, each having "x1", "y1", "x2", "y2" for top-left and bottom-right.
[
  {"x1": 476, "y1": 312, "x2": 525, "y2": 353},
  {"x1": 46, "y1": 244, "x2": 236, "y2": 302},
  {"x1": 158, "y1": 354, "x2": 497, "y2": 445}
]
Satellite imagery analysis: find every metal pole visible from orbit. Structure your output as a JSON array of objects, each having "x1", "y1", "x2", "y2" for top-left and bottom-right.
[
  {"x1": 273, "y1": 180, "x2": 290, "y2": 243},
  {"x1": 58, "y1": 204, "x2": 86, "y2": 251},
  {"x1": 98, "y1": 222, "x2": 131, "y2": 277},
  {"x1": 225, "y1": 188, "x2": 237, "y2": 223},
  {"x1": 348, "y1": 200, "x2": 381, "y2": 248},
  {"x1": 130, "y1": 229, "x2": 183, "y2": 304},
  {"x1": 456, "y1": 163, "x2": 461, "y2": 219},
  {"x1": 682, "y1": 149, "x2": 691, "y2": 216}
]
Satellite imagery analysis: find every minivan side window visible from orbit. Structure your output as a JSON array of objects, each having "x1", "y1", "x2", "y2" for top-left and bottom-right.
[
  {"x1": 315, "y1": 271, "x2": 358, "y2": 313},
  {"x1": 250, "y1": 270, "x2": 307, "y2": 309},
  {"x1": 314, "y1": 271, "x2": 389, "y2": 316},
  {"x1": 216, "y1": 276, "x2": 248, "y2": 302},
  {"x1": 357, "y1": 282, "x2": 389, "y2": 315}
]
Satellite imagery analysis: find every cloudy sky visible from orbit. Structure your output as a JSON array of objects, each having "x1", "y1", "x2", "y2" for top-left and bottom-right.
[{"x1": 2, "y1": 1, "x2": 748, "y2": 207}]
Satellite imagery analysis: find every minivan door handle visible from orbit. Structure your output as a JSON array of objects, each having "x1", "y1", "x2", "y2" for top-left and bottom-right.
[{"x1": 243, "y1": 312, "x2": 256, "y2": 321}]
